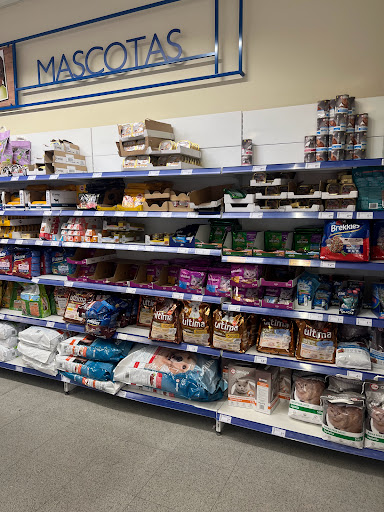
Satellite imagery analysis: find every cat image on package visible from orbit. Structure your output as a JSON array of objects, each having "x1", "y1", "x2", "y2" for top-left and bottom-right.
[
  {"x1": 228, "y1": 363, "x2": 255, "y2": 408},
  {"x1": 364, "y1": 380, "x2": 384, "y2": 450}
]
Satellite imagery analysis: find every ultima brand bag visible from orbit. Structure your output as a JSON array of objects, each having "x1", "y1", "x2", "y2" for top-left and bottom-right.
[{"x1": 320, "y1": 220, "x2": 370, "y2": 262}]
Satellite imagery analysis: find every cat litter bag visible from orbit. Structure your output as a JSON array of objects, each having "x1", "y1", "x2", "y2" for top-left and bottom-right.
[
  {"x1": 56, "y1": 355, "x2": 115, "y2": 381},
  {"x1": 18, "y1": 326, "x2": 65, "y2": 351},
  {"x1": 320, "y1": 220, "x2": 370, "y2": 262},
  {"x1": 114, "y1": 344, "x2": 227, "y2": 402},
  {"x1": 60, "y1": 371, "x2": 124, "y2": 395},
  {"x1": 58, "y1": 336, "x2": 133, "y2": 363},
  {"x1": 0, "y1": 321, "x2": 18, "y2": 340},
  {"x1": 17, "y1": 340, "x2": 57, "y2": 364},
  {"x1": 0, "y1": 336, "x2": 18, "y2": 349},
  {"x1": 288, "y1": 372, "x2": 325, "y2": 425},
  {"x1": 0, "y1": 344, "x2": 18, "y2": 362}
]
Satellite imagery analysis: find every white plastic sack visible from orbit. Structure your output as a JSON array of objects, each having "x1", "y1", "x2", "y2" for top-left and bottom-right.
[
  {"x1": 18, "y1": 326, "x2": 64, "y2": 351},
  {"x1": 17, "y1": 340, "x2": 57, "y2": 365},
  {"x1": 0, "y1": 345, "x2": 18, "y2": 362},
  {"x1": 0, "y1": 321, "x2": 18, "y2": 340},
  {"x1": 0, "y1": 336, "x2": 18, "y2": 349},
  {"x1": 21, "y1": 355, "x2": 58, "y2": 376}
]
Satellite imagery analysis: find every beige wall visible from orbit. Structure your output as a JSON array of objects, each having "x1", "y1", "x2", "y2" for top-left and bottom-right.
[{"x1": 0, "y1": 0, "x2": 383, "y2": 134}]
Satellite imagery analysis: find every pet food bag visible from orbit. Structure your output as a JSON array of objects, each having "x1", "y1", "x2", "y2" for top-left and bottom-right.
[
  {"x1": 17, "y1": 341, "x2": 58, "y2": 376},
  {"x1": 364, "y1": 380, "x2": 384, "y2": 450},
  {"x1": 0, "y1": 344, "x2": 18, "y2": 362},
  {"x1": 60, "y1": 372, "x2": 124, "y2": 395},
  {"x1": 137, "y1": 296, "x2": 157, "y2": 327},
  {"x1": 288, "y1": 372, "x2": 325, "y2": 424},
  {"x1": 326, "y1": 375, "x2": 363, "y2": 394},
  {"x1": 149, "y1": 298, "x2": 181, "y2": 343},
  {"x1": 370, "y1": 328, "x2": 384, "y2": 371},
  {"x1": 205, "y1": 271, "x2": 231, "y2": 298},
  {"x1": 113, "y1": 344, "x2": 227, "y2": 401},
  {"x1": 321, "y1": 391, "x2": 365, "y2": 449},
  {"x1": 53, "y1": 287, "x2": 70, "y2": 316},
  {"x1": 256, "y1": 317, "x2": 295, "y2": 356},
  {"x1": 212, "y1": 310, "x2": 256, "y2": 353},
  {"x1": 295, "y1": 320, "x2": 337, "y2": 363},
  {"x1": 320, "y1": 220, "x2": 370, "y2": 262},
  {"x1": 80, "y1": 296, "x2": 129, "y2": 338},
  {"x1": 0, "y1": 321, "x2": 18, "y2": 340},
  {"x1": 335, "y1": 324, "x2": 371, "y2": 369},
  {"x1": 20, "y1": 284, "x2": 51, "y2": 318},
  {"x1": 18, "y1": 326, "x2": 65, "y2": 351},
  {"x1": 56, "y1": 355, "x2": 115, "y2": 381},
  {"x1": 58, "y1": 336, "x2": 133, "y2": 363},
  {"x1": 279, "y1": 368, "x2": 292, "y2": 400},
  {"x1": 180, "y1": 301, "x2": 212, "y2": 347},
  {"x1": 63, "y1": 291, "x2": 95, "y2": 324},
  {"x1": 371, "y1": 221, "x2": 384, "y2": 260}
]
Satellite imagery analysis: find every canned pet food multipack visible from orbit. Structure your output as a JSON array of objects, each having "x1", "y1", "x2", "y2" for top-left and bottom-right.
[{"x1": 320, "y1": 220, "x2": 370, "y2": 262}]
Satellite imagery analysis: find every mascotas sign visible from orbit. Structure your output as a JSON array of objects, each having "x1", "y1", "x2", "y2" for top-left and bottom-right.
[{"x1": 0, "y1": 0, "x2": 244, "y2": 112}]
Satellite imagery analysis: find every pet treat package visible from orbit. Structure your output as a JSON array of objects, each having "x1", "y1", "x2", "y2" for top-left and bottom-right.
[
  {"x1": 12, "y1": 249, "x2": 41, "y2": 279},
  {"x1": 11, "y1": 140, "x2": 31, "y2": 165},
  {"x1": 279, "y1": 367, "x2": 292, "y2": 400},
  {"x1": 230, "y1": 264, "x2": 261, "y2": 288},
  {"x1": 364, "y1": 380, "x2": 384, "y2": 450},
  {"x1": 51, "y1": 249, "x2": 77, "y2": 276},
  {"x1": 335, "y1": 324, "x2": 371, "y2": 369},
  {"x1": 150, "y1": 298, "x2": 181, "y2": 343},
  {"x1": 0, "y1": 248, "x2": 13, "y2": 275},
  {"x1": 321, "y1": 391, "x2": 365, "y2": 449},
  {"x1": 60, "y1": 372, "x2": 124, "y2": 395},
  {"x1": 20, "y1": 284, "x2": 51, "y2": 318},
  {"x1": 320, "y1": 220, "x2": 370, "y2": 262},
  {"x1": 137, "y1": 295, "x2": 157, "y2": 327},
  {"x1": 113, "y1": 344, "x2": 227, "y2": 402},
  {"x1": 371, "y1": 221, "x2": 384, "y2": 260},
  {"x1": 56, "y1": 355, "x2": 115, "y2": 381},
  {"x1": 0, "y1": 129, "x2": 10, "y2": 161},
  {"x1": 79, "y1": 296, "x2": 129, "y2": 338},
  {"x1": 206, "y1": 271, "x2": 231, "y2": 298},
  {"x1": 288, "y1": 372, "x2": 325, "y2": 424},
  {"x1": 295, "y1": 320, "x2": 337, "y2": 363},
  {"x1": 255, "y1": 366, "x2": 280, "y2": 414},
  {"x1": 372, "y1": 282, "x2": 384, "y2": 320},
  {"x1": 58, "y1": 336, "x2": 133, "y2": 363},
  {"x1": 180, "y1": 301, "x2": 212, "y2": 347},
  {"x1": 53, "y1": 287, "x2": 70, "y2": 316},
  {"x1": 370, "y1": 328, "x2": 384, "y2": 371},
  {"x1": 296, "y1": 272, "x2": 320, "y2": 309},
  {"x1": 212, "y1": 310, "x2": 256, "y2": 353},
  {"x1": 9, "y1": 282, "x2": 23, "y2": 311},
  {"x1": 63, "y1": 291, "x2": 95, "y2": 324},
  {"x1": 228, "y1": 363, "x2": 256, "y2": 408},
  {"x1": 256, "y1": 317, "x2": 295, "y2": 356}
]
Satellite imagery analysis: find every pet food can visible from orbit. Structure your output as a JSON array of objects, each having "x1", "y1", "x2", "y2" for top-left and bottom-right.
[
  {"x1": 304, "y1": 135, "x2": 316, "y2": 150},
  {"x1": 353, "y1": 148, "x2": 366, "y2": 160},
  {"x1": 334, "y1": 113, "x2": 347, "y2": 132},
  {"x1": 345, "y1": 150, "x2": 354, "y2": 160},
  {"x1": 316, "y1": 150, "x2": 328, "y2": 162},
  {"x1": 329, "y1": 99, "x2": 336, "y2": 117},
  {"x1": 356, "y1": 113, "x2": 368, "y2": 132},
  {"x1": 348, "y1": 97, "x2": 356, "y2": 115},
  {"x1": 328, "y1": 116, "x2": 336, "y2": 134},
  {"x1": 316, "y1": 118, "x2": 329, "y2": 135},
  {"x1": 316, "y1": 135, "x2": 328, "y2": 149},
  {"x1": 331, "y1": 132, "x2": 346, "y2": 149},
  {"x1": 335, "y1": 94, "x2": 349, "y2": 114},
  {"x1": 354, "y1": 132, "x2": 367, "y2": 150},
  {"x1": 304, "y1": 152, "x2": 316, "y2": 163},
  {"x1": 330, "y1": 149, "x2": 345, "y2": 161},
  {"x1": 317, "y1": 100, "x2": 330, "y2": 118},
  {"x1": 346, "y1": 115, "x2": 355, "y2": 133},
  {"x1": 345, "y1": 133, "x2": 355, "y2": 152}
]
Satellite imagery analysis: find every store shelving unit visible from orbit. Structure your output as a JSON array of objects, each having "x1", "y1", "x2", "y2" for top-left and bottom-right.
[{"x1": 1, "y1": 156, "x2": 384, "y2": 461}]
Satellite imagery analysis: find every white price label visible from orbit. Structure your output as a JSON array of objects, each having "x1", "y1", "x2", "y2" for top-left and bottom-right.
[
  {"x1": 105, "y1": 244, "x2": 115, "y2": 250},
  {"x1": 308, "y1": 313, "x2": 323, "y2": 321},
  {"x1": 137, "y1": 212, "x2": 148, "y2": 217},
  {"x1": 172, "y1": 292, "x2": 184, "y2": 300},
  {"x1": 382, "y1": 158, "x2": 384, "y2": 166},
  {"x1": 328, "y1": 315, "x2": 344, "y2": 324},
  {"x1": 28, "y1": 176, "x2": 36, "y2": 181},
  {"x1": 272, "y1": 427, "x2": 286, "y2": 437},
  {"x1": 320, "y1": 261, "x2": 336, "y2": 268},
  {"x1": 357, "y1": 212, "x2": 373, "y2": 219},
  {"x1": 93, "y1": 173, "x2": 102, "y2": 178},
  {"x1": 319, "y1": 212, "x2": 334, "y2": 219},
  {"x1": 187, "y1": 212, "x2": 198, "y2": 218},
  {"x1": 31, "y1": 277, "x2": 40, "y2": 283},
  {"x1": 228, "y1": 305, "x2": 241, "y2": 312},
  {"x1": 10, "y1": 176, "x2": 19, "y2": 181},
  {"x1": 64, "y1": 281, "x2": 74, "y2": 287},
  {"x1": 2, "y1": 239, "x2": 8, "y2": 244},
  {"x1": 195, "y1": 249, "x2": 210, "y2": 255},
  {"x1": 356, "y1": 318, "x2": 372, "y2": 327},
  {"x1": 337, "y1": 211, "x2": 353, "y2": 219},
  {"x1": 219, "y1": 414, "x2": 232, "y2": 424},
  {"x1": 82, "y1": 243, "x2": 90, "y2": 248},
  {"x1": 177, "y1": 247, "x2": 190, "y2": 254},
  {"x1": 43, "y1": 211, "x2": 52, "y2": 216},
  {"x1": 0, "y1": 211, "x2": 4, "y2": 215},
  {"x1": 49, "y1": 174, "x2": 60, "y2": 179},
  {"x1": 305, "y1": 162, "x2": 321, "y2": 169},
  {"x1": 347, "y1": 371, "x2": 363, "y2": 380},
  {"x1": 46, "y1": 321, "x2": 55, "y2": 328},
  {"x1": 74, "y1": 211, "x2": 83, "y2": 216},
  {"x1": 148, "y1": 170, "x2": 160, "y2": 176},
  {"x1": 114, "y1": 211, "x2": 126, "y2": 217},
  {"x1": 252, "y1": 165, "x2": 266, "y2": 172},
  {"x1": 15, "y1": 365, "x2": 23, "y2": 372},
  {"x1": 191, "y1": 295, "x2": 203, "y2": 302},
  {"x1": 117, "y1": 333, "x2": 129, "y2": 340},
  {"x1": 186, "y1": 344, "x2": 198, "y2": 352},
  {"x1": 161, "y1": 212, "x2": 172, "y2": 217},
  {"x1": 145, "y1": 245, "x2": 155, "y2": 251},
  {"x1": 125, "y1": 287, "x2": 136, "y2": 294},
  {"x1": 94, "y1": 211, "x2": 105, "y2": 216},
  {"x1": 35, "y1": 240, "x2": 44, "y2": 245},
  {"x1": 15, "y1": 240, "x2": 25, "y2": 244},
  {"x1": 254, "y1": 356, "x2": 267, "y2": 365},
  {"x1": 51, "y1": 241, "x2": 60, "y2": 246},
  {"x1": 0, "y1": 314, "x2": 5, "y2": 320},
  {"x1": 181, "y1": 169, "x2": 193, "y2": 175},
  {"x1": 250, "y1": 212, "x2": 263, "y2": 218}
]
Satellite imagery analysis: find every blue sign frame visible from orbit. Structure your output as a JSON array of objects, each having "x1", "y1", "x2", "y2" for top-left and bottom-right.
[{"x1": 0, "y1": 0, "x2": 244, "y2": 112}]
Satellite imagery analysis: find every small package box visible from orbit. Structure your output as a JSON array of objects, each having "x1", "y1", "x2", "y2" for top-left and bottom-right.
[
  {"x1": 255, "y1": 365, "x2": 280, "y2": 414},
  {"x1": 228, "y1": 363, "x2": 256, "y2": 408}
]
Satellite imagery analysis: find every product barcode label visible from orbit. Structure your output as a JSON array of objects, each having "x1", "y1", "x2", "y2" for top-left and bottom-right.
[
  {"x1": 0, "y1": 211, "x2": 4, "y2": 215},
  {"x1": 15, "y1": 240, "x2": 25, "y2": 244},
  {"x1": 31, "y1": 277, "x2": 39, "y2": 283},
  {"x1": 64, "y1": 281, "x2": 74, "y2": 287},
  {"x1": 272, "y1": 427, "x2": 286, "y2": 437},
  {"x1": 369, "y1": 203, "x2": 379, "y2": 209},
  {"x1": 254, "y1": 356, "x2": 267, "y2": 365},
  {"x1": 15, "y1": 366, "x2": 23, "y2": 373},
  {"x1": 357, "y1": 212, "x2": 373, "y2": 219},
  {"x1": 219, "y1": 414, "x2": 232, "y2": 424},
  {"x1": 125, "y1": 287, "x2": 136, "y2": 294},
  {"x1": 94, "y1": 211, "x2": 105, "y2": 216},
  {"x1": 0, "y1": 314, "x2": 5, "y2": 320},
  {"x1": 2, "y1": 239, "x2": 8, "y2": 243},
  {"x1": 50, "y1": 174, "x2": 59, "y2": 179},
  {"x1": 177, "y1": 247, "x2": 190, "y2": 254},
  {"x1": 74, "y1": 211, "x2": 83, "y2": 216},
  {"x1": 181, "y1": 169, "x2": 193, "y2": 175},
  {"x1": 252, "y1": 165, "x2": 267, "y2": 172},
  {"x1": 115, "y1": 211, "x2": 126, "y2": 217},
  {"x1": 328, "y1": 315, "x2": 344, "y2": 324},
  {"x1": 51, "y1": 241, "x2": 60, "y2": 246},
  {"x1": 93, "y1": 173, "x2": 102, "y2": 178},
  {"x1": 28, "y1": 176, "x2": 36, "y2": 181},
  {"x1": 43, "y1": 211, "x2": 52, "y2": 216},
  {"x1": 172, "y1": 292, "x2": 184, "y2": 300},
  {"x1": 305, "y1": 162, "x2": 321, "y2": 169},
  {"x1": 337, "y1": 211, "x2": 353, "y2": 219},
  {"x1": 356, "y1": 318, "x2": 372, "y2": 327},
  {"x1": 145, "y1": 245, "x2": 155, "y2": 251},
  {"x1": 190, "y1": 295, "x2": 203, "y2": 302},
  {"x1": 10, "y1": 176, "x2": 19, "y2": 181},
  {"x1": 105, "y1": 244, "x2": 115, "y2": 250},
  {"x1": 308, "y1": 313, "x2": 323, "y2": 321},
  {"x1": 35, "y1": 240, "x2": 44, "y2": 245},
  {"x1": 161, "y1": 212, "x2": 172, "y2": 217},
  {"x1": 46, "y1": 321, "x2": 55, "y2": 328},
  {"x1": 195, "y1": 249, "x2": 210, "y2": 255},
  {"x1": 137, "y1": 212, "x2": 148, "y2": 217},
  {"x1": 186, "y1": 344, "x2": 198, "y2": 352},
  {"x1": 318, "y1": 212, "x2": 334, "y2": 219},
  {"x1": 250, "y1": 212, "x2": 263, "y2": 218},
  {"x1": 148, "y1": 170, "x2": 160, "y2": 176},
  {"x1": 347, "y1": 370, "x2": 363, "y2": 380},
  {"x1": 228, "y1": 305, "x2": 241, "y2": 312},
  {"x1": 82, "y1": 243, "x2": 90, "y2": 248},
  {"x1": 320, "y1": 261, "x2": 336, "y2": 268},
  {"x1": 187, "y1": 212, "x2": 198, "y2": 218}
]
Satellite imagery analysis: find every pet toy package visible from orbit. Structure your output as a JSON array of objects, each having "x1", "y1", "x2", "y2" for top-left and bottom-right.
[
  {"x1": 56, "y1": 355, "x2": 115, "y2": 381},
  {"x1": 256, "y1": 317, "x2": 295, "y2": 356},
  {"x1": 137, "y1": 295, "x2": 157, "y2": 327},
  {"x1": 295, "y1": 320, "x2": 337, "y2": 363},
  {"x1": 364, "y1": 380, "x2": 384, "y2": 451},
  {"x1": 321, "y1": 391, "x2": 365, "y2": 449},
  {"x1": 60, "y1": 372, "x2": 124, "y2": 395},
  {"x1": 212, "y1": 310, "x2": 256, "y2": 353},
  {"x1": 288, "y1": 372, "x2": 325, "y2": 424},
  {"x1": 371, "y1": 221, "x2": 384, "y2": 260},
  {"x1": 20, "y1": 284, "x2": 51, "y2": 318},
  {"x1": 320, "y1": 220, "x2": 370, "y2": 262},
  {"x1": 335, "y1": 324, "x2": 371, "y2": 369},
  {"x1": 180, "y1": 301, "x2": 212, "y2": 346},
  {"x1": 58, "y1": 336, "x2": 133, "y2": 363},
  {"x1": 150, "y1": 298, "x2": 181, "y2": 343},
  {"x1": 228, "y1": 363, "x2": 256, "y2": 408},
  {"x1": 113, "y1": 344, "x2": 227, "y2": 401}
]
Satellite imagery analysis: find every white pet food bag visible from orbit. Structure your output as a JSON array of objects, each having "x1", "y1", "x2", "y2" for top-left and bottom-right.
[
  {"x1": 18, "y1": 326, "x2": 64, "y2": 350},
  {"x1": 364, "y1": 380, "x2": 384, "y2": 451},
  {"x1": 288, "y1": 372, "x2": 325, "y2": 425},
  {"x1": 0, "y1": 321, "x2": 18, "y2": 340}
]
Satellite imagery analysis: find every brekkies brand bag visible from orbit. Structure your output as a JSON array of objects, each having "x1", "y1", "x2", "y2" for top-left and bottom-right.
[
  {"x1": 320, "y1": 220, "x2": 370, "y2": 262},
  {"x1": 212, "y1": 309, "x2": 256, "y2": 353},
  {"x1": 295, "y1": 320, "x2": 337, "y2": 363},
  {"x1": 256, "y1": 316, "x2": 295, "y2": 356},
  {"x1": 150, "y1": 297, "x2": 181, "y2": 343},
  {"x1": 180, "y1": 301, "x2": 212, "y2": 347}
]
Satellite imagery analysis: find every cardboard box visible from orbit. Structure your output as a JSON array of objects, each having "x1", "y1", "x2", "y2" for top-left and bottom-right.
[
  {"x1": 49, "y1": 162, "x2": 88, "y2": 174},
  {"x1": 118, "y1": 119, "x2": 174, "y2": 142},
  {"x1": 143, "y1": 200, "x2": 169, "y2": 212},
  {"x1": 189, "y1": 184, "x2": 231, "y2": 209},
  {"x1": 27, "y1": 164, "x2": 53, "y2": 176},
  {"x1": 255, "y1": 366, "x2": 280, "y2": 414},
  {"x1": 116, "y1": 137, "x2": 169, "y2": 157},
  {"x1": 228, "y1": 363, "x2": 256, "y2": 408},
  {"x1": 46, "y1": 141, "x2": 80, "y2": 154},
  {"x1": 45, "y1": 150, "x2": 86, "y2": 167},
  {"x1": 107, "y1": 262, "x2": 140, "y2": 286}
]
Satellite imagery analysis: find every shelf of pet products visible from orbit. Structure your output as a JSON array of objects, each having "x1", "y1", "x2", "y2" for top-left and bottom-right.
[
  {"x1": 0, "y1": 308, "x2": 85, "y2": 333},
  {"x1": 215, "y1": 400, "x2": 384, "y2": 461},
  {"x1": 0, "y1": 167, "x2": 221, "y2": 184},
  {"x1": 223, "y1": 158, "x2": 384, "y2": 174},
  {"x1": 222, "y1": 302, "x2": 384, "y2": 328},
  {"x1": 221, "y1": 211, "x2": 384, "y2": 220},
  {"x1": 0, "y1": 210, "x2": 221, "y2": 219},
  {"x1": 221, "y1": 256, "x2": 384, "y2": 272}
]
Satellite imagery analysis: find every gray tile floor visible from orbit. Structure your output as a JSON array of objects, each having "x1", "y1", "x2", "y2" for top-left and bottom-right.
[{"x1": 1, "y1": 370, "x2": 384, "y2": 512}]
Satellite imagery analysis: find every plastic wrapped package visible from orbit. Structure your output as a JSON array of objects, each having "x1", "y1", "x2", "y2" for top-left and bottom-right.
[
  {"x1": 18, "y1": 326, "x2": 65, "y2": 351},
  {"x1": 56, "y1": 355, "x2": 115, "y2": 381},
  {"x1": 114, "y1": 344, "x2": 227, "y2": 401},
  {"x1": 0, "y1": 344, "x2": 18, "y2": 362},
  {"x1": 17, "y1": 341, "x2": 58, "y2": 376},
  {"x1": 58, "y1": 336, "x2": 133, "y2": 363},
  {"x1": 0, "y1": 321, "x2": 18, "y2": 340},
  {"x1": 60, "y1": 371, "x2": 124, "y2": 395},
  {"x1": 364, "y1": 380, "x2": 384, "y2": 450},
  {"x1": 288, "y1": 372, "x2": 325, "y2": 424},
  {"x1": 336, "y1": 324, "x2": 371, "y2": 369}
]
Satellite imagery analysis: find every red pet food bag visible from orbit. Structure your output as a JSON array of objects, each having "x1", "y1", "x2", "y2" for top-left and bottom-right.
[{"x1": 320, "y1": 220, "x2": 370, "y2": 262}]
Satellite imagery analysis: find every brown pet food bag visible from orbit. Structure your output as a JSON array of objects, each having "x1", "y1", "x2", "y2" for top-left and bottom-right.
[
  {"x1": 150, "y1": 297, "x2": 181, "y2": 343},
  {"x1": 212, "y1": 309, "x2": 256, "y2": 353},
  {"x1": 137, "y1": 296, "x2": 157, "y2": 327},
  {"x1": 63, "y1": 291, "x2": 95, "y2": 324},
  {"x1": 256, "y1": 316, "x2": 295, "y2": 356},
  {"x1": 180, "y1": 301, "x2": 212, "y2": 347},
  {"x1": 296, "y1": 320, "x2": 337, "y2": 363}
]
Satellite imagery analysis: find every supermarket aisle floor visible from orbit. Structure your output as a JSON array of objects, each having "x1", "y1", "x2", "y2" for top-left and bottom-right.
[{"x1": 0, "y1": 371, "x2": 383, "y2": 512}]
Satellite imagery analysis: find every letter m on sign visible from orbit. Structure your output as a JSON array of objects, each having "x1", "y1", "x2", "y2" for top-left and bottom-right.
[{"x1": 37, "y1": 57, "x2": 55, "y2": 85}]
